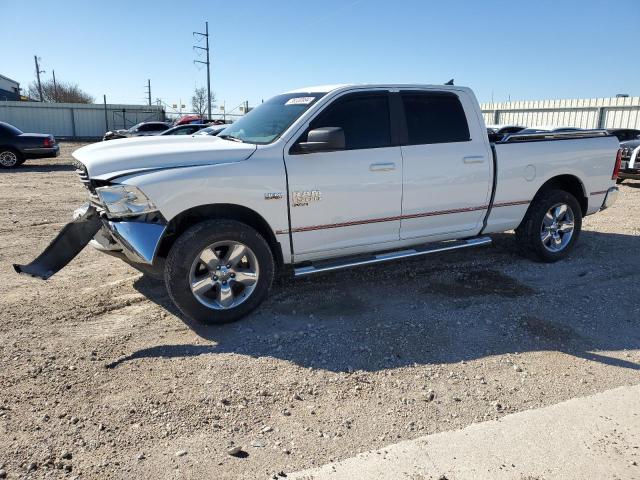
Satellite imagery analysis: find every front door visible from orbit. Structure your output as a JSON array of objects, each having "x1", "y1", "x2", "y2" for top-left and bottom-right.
[
  {"x1": 398, "y1": 90, "x2": 493, "y2": 240},
  {"x1": 284, "y1": 91, "x2": 403, "y2": 259}
]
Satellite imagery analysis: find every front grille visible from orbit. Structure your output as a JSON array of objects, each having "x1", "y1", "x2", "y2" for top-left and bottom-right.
[{"x1": 74, "y1": 161, "x2": 101, "y2": 206}]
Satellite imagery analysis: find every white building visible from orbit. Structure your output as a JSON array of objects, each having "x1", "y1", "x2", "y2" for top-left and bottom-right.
[{"x1": 0, "y1": 74, "x2": 21, "y2": 101}]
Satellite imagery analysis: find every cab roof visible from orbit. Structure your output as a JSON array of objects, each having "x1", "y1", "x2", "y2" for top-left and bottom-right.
[{"x1": 284, "y1": 84, "x2": 472, "y2": 94}]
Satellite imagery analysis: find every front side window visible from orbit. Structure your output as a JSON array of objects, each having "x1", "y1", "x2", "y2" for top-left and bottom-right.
[
  {"x1": 308, "y1": 93, "x2": 391, "y2": 150},
  {"x1": 401, "y1": 92, "x2": 470, "y2": 145},
  {"x1": 218, "y1": 92, "x2": 326, "y2": 144}
]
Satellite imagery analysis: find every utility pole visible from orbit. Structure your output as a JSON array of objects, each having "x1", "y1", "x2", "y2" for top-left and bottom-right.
[
  {"x1": 34, "y1": 55, "x2": 45, "y2": 102},
  {"x1": 52, "y1": 70, "x2": 58, "y2": 102},
  {"x1": 103, "y1": 95, "x2": 109, "y2": 132},
  {"x1": 193, "y1": 21, "x2": 212, "y2": 121},
  {"x1": 145, "y1": 79, "x2": 151, "y2": 106}
]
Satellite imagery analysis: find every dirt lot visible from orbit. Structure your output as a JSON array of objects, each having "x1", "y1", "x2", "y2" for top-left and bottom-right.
[{"x1": 1, "y1": 142, "x2": 639, "y2": 479}]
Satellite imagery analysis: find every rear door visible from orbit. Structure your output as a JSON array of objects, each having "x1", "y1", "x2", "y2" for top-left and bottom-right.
[
  {"x1": 284, "y1": 91, "x2": 403, "y2": 258},
  {"x1": 398, "y1": 90, "x2": 493, "y2": 240}
]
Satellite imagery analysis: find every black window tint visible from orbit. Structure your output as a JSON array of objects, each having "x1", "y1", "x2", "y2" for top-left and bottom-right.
[
  {"x1": 401, "y1": 93, "x2": 470, "y2": 145},
  {"x1": 311, "y1": 94, "x2": 391, "y2": 149}
]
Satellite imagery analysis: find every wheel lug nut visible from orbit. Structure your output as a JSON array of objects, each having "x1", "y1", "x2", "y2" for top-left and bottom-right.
[
  {"x1": 231, "y1": 273, "x2": 235, "y2": 278},
  {"x1": 213, "y1": 276, "x2": 218, "y2": 281},
  {"x1": 216, "y1": 266, "x2": 221, "y2": 270},
  {"x1": 226, "y1": 264, "x2": 231, "y2": 268}
]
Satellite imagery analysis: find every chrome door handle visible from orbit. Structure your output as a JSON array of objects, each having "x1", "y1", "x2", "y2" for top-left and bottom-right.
[
  {"x1": 463, "y1": 155, "x2": 486, "y2": 164},
  {"x1": 370, "y1": 162, "x2": 396, "y2": 172}
]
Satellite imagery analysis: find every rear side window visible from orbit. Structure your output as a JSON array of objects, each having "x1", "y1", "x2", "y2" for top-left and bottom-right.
[
  {"x1": 140, "y1": 123, "x2": 167, "y2": 132},
  {"x1": 401, "y1": 93, "x2": 470, "y2": 145},
  {"x1": 310, "y1": 94, "x2": 391, "y2": 150}
]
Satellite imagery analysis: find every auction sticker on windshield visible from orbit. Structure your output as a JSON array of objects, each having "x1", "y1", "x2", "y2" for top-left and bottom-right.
[{"x1": 285, "y1": 97, "x2": 315, "y2": 105}]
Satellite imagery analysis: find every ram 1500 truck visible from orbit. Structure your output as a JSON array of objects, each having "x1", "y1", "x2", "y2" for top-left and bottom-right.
[{"x1": 14, "y1": 84, "x2": 622, "y2": 324}]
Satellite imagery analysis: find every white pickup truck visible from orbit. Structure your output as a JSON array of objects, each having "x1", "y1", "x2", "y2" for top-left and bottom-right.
[{"x1": 15, "y1": 84, "x2": 622, "y2": 324}]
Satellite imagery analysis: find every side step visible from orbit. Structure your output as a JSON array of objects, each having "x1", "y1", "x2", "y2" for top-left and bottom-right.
[{"x1": 294, "y1": 236, "x2": 492, "y2": 277}]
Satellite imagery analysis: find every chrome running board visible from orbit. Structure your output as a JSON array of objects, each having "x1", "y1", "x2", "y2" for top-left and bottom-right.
[{"x1": 294, "y1": 236, "x2": 492, "y2": 277}]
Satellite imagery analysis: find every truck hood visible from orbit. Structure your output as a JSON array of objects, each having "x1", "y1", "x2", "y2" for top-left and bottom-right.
[{"x1": 73, "y1": 135, "x2": 257, "y2": 180}]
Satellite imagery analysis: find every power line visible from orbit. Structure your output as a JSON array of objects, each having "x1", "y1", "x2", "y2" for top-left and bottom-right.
[{"x1": 193, "y1": 21, "x2": 212, "y2": 120}]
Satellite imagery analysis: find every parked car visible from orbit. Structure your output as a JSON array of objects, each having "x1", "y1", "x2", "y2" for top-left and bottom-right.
[
  {"x1": 617, "y1": 137, "x2": 640, "y2": 183},
  {"x1": 193, "y1": 125, "x2": 226, "y2": 136},
  {"x1": 161, "y1": 124, "x2": 209, "y2": 136},
  {"x1": 607, "y1": 128, "x2": 640, "y2": 142},
  {"x1": 15, "y1": 84, "x2": 621, "y2": 325},
  {"x1": 514, "y1": 126, "x2": 583, "y2": 135},
  {"x1": 175, "y1": 114, "x2": 205, "y2": 126},
  {"x1": 103, "y1": 122, "x2": 170, "y2": 141},
  {"x1": 486, "y1": 124, "x2": 525, "y2": 142},
  {"x1": 0, "y1": 121, "x2": 59, "y2": 168}
]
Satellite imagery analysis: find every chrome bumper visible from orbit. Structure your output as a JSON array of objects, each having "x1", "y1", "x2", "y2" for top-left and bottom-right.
[
  {"x1": 601, "y1": 186, "x2": 619, "y2": 210},
  {"x1": 76, "y1": 204, "x2": 166, "y2": 265},
  {"x1": 99, "y1": 221, "x2": 166, "y2": 264}
]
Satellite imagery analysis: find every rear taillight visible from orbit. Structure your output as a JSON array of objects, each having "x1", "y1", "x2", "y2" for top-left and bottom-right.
[
  {"x1": 612, "y1": 149, "x2": 622, "y2": 180},
  {"x1": 43, "y1": 137, "x2": 53, "y2": 148}
]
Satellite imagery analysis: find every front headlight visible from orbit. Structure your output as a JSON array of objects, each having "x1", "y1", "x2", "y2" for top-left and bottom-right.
[{"x1": 95, "y1": 185, "x2": 157, "y2": 217}]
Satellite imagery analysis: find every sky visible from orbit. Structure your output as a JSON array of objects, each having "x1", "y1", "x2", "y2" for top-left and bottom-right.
[{"x1": 2, "y1": 0, "x2": 639, "y2": 113}]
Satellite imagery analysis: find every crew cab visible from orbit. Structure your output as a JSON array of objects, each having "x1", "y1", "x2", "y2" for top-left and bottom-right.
[
  {"x1": 0, "y1": 121, "x2": 59, "y2": 168},
  {"x1": 14, "y1": 84, "x2": 622, "y2": 324}
]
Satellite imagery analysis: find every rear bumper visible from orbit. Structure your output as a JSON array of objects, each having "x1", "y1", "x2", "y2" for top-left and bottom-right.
[
  {"x1": 14, "y1": 203, "x2": 166, "y2": 280},
  {"x1": 618, "y1": 170, "x2": 640, "y2": 180},
  {"x1": 22, "y1": 145, "x2": 60, "y2": 159}
]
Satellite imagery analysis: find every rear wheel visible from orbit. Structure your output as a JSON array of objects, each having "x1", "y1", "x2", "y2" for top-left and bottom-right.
[
  {"x1": 0, "y1": 149, "x2": 22, "y2": 168},
  {"x1": 515, "y1": 189, "x2": 582, "y2": 262},
  {"x1": 165, "y1": 220, "x2": 275, "y2": 324}
]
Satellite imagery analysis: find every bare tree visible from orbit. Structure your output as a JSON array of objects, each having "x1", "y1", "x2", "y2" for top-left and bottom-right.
[
  {"x1": 27, "y1": 79, "x2": 93, "y2": 103},
  {"x1": 192, "y1": 86, "x2": 215, "y2": 118}
]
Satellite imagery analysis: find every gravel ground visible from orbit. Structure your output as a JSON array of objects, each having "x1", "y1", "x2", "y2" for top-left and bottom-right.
[{"x1": 0, "y1": 142, "x2": 639, "y2": 479}]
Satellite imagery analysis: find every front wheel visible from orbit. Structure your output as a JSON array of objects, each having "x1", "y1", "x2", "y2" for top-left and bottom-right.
[
  {"x1": 515, "y1": 189, "x2": 582, "y2": 262},
  {"x1": 165, "y1": 220, "x2": 275, "y2": 324}
]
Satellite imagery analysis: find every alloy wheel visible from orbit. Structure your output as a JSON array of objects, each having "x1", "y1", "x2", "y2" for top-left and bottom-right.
[
  {"x1": 189, "y1": 241, "x2": 260, "y2": 310},
  {"x1": 540, "y1": 203, "x2": 575, "y2": 253}
]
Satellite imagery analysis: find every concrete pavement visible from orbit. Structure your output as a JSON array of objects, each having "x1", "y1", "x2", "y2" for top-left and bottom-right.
[{"x1": 290, "y1": 384, "x2": 640, "y2": 480}]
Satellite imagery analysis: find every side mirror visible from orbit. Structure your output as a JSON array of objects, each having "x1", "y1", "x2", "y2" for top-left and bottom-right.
[{"x1": 297, "y1": 127, "x2": 345, "y2": 153}]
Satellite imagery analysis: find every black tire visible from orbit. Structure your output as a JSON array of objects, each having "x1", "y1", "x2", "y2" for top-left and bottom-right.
[
  {"x1": 515, "y1": 189, "x2": 582, "y2": 263},
  {"x1": 616, "y1": 178, "x2": 624, "y2": 185},
  {"x1": 165, "y1": 220, "x2": 275, "y2": 324},
  {"x1": 0, "y1": 148, "x2": 23, "y2": 168}
]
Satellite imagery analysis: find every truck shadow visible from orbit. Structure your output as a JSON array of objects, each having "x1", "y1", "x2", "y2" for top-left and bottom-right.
[{"x1": 115, "y1": 231, "x2": 640, "y2": 372}]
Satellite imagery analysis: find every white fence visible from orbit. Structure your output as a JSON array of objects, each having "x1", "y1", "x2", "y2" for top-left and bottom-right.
[
  {"x1": 0, "y1": 101, "x2": 165, "y2": 139},
  {"x1": 481, "y1": 96, "x2": 640, "y2": 130}
]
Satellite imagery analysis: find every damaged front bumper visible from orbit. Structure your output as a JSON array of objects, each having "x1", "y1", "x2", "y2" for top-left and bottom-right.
[{"x1": 14, "y1": 204, "x2": 167, "y2": 280}]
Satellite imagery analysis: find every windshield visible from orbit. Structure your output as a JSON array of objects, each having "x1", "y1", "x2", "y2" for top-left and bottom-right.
[
  {"x1": 128, "y1": 123, "x2": 144, "y2": 133},
  {"x1": 218, "y1": 92, "x2": 326, "y2": 144}
]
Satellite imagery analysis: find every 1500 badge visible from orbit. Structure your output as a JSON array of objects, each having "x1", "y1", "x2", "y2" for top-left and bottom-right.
[{"x1": 292, "y1": 190, "x2": 322, "y2": 207}]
